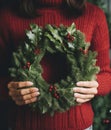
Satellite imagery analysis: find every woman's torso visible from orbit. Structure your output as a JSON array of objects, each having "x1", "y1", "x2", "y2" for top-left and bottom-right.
[{"x1": 0, "y1": 1, "x2": 98, "y2": 130}]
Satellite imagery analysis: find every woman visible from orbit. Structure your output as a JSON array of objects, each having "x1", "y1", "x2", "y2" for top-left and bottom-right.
[{"x1": 0, "y1": 0, "x2": 111, "y2": 130}]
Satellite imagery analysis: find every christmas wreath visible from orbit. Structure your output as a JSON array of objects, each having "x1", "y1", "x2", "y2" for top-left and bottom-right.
[{"x1": 9, "y1": 23, "x2": 100, "y2": 116}]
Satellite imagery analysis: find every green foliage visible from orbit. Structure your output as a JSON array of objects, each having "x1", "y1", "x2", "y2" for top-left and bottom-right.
[
  {"x1": 92, "y1": 93, "x2": 111, "y2": 130},
  {"x1": 9, "y1": 23, "x2": 99, "y2": 116}
]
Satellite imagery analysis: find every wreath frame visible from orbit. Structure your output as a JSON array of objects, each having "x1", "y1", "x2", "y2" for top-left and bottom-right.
[{"x1": 9, "y1": 23, "x2": 100, "y2": 116}]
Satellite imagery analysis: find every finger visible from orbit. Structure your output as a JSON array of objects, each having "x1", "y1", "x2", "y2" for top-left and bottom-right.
[
  {"x1": 75, "y1": 98, "x2": 91, "y2": 104},
  {"x1": 9, "y1": 87, "x2": 39, "y2": 97},
  {"x1": 21, "y1": 91, "x2": 40, "y2": 101},
  {"x1": 8, "y1": 81, "x2": 33, "y2": 89},
  {"x1": 9, "y1": 88, "x2": 40, "y2": 103},
  {"x1": 73, "y1": 87, "x2": 98, "y2": 94},
  {"x1": 76, "y1": 81, "x2": 99, "y2": 88},
  {"x1": 15, "y1": 97, "x2": 37, "y2": 105},
  {"x1": 18, "y1": 87, "x2": 39, "y2": 96},
  {"x1": 74, "y1": 93, "x2": 94, "y2": 99},
  {"x1": 25, "y1": 97, "x2": 38, "y2": 104},
  {"x1": 12, "y1": 91, "x2": 40, "y2": 102}
]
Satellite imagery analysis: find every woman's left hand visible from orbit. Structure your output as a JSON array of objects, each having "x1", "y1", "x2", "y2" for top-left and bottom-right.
[{"x1": 73, "y1": 80, "x2": 99, "y2": 104}]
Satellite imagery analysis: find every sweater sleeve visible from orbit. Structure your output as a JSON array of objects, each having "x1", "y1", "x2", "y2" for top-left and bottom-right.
[
  {"x1": 91, "y1": 8, "x2": 111, "y2": 96},
  {"x1": 0, "y1": 10, "x2": 12, "y2": 101},
  {"x1": 0, "y1": 43, "x2": 10, "y2": 101}
]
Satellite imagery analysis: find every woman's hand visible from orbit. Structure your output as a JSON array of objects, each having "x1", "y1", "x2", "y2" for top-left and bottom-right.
[
  {"x1": 8, "y1": 81, "x2": 40, "y2": 106},
  {"x1": 73, "y1": 80, "x2": 99, "y2": 104}
]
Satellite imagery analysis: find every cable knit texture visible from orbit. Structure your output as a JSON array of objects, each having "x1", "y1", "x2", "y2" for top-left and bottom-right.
[{"x1": 0, "y1": 0, "x2": 111, "y2": 130}]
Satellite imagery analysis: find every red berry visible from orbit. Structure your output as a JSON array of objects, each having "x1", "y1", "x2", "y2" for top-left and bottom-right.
[
  {"x1": 66, "y1": 33, "x2": 70, "y2": 39},
  {"x1": 50, "y1": 85, "x2": 53, "y2": 89},
  {"x1": 23, "y1": 65, "x2": 27, "y2": 69},
  {"x1": 27, "y1": 62, "x2": 30, "y2": 65},
  {"x1": 103, "y1": 119, "x2": 110, "y2": 124},
  {"x1": 83, "y1": 50, "x2": 88, "y2": 54},
  {"x1": 71, "y1": 36, "x2": 74, "y2": 41},
  {"x1": 49, "y1": 88, "x2": 52, "y2": 92},
  {"x1": 56, "y1": 95, "x2": 60, "y2": 99},
  {"x1": 34, "y1": 49, "x2": 40, "y2": 54},
  {"x1": 54, "y1": 93, "x2": 57, "y2": 97}
]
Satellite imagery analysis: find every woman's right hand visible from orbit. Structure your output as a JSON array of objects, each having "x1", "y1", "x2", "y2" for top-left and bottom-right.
[{"x1": 8, "y1": 81, "x2": 40, "y2": 106}]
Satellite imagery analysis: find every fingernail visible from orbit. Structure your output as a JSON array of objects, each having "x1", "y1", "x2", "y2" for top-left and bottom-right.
[
  {"x1": 76, "y1": 82, "x2": 81, "y2": 86},
  {"x1": 73, "y1": 88, "x2": 76, "y2": 92},
  {"x1": 31, "y1": 88, "x2": 38, "y2": 92},
  {"x1": 74, "y1": 93, "x2": 77, "y2": 97},
  {"x1": 28, "y1": 82, "x2": 33, "y2": 85},
  {"x1": 37, "y1": 92, "x2": 40, "y2": 95}
]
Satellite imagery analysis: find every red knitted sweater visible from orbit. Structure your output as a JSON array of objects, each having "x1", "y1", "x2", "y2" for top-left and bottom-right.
[{"x1": 0, "y1": 0, "x2": 111, "y2": 130}]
